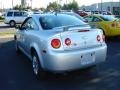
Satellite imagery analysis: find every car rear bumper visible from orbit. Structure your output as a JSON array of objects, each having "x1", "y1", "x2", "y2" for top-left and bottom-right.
[
  {"x1": 107, "y1": 29, "x2": 120, "y2": 37},
  {"x1": 42, "y1": 44, "x2": 107, "y2": 72}
]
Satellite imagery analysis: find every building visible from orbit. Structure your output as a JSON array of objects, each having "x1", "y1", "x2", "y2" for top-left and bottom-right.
[{"x1": 80, "y1": 2, "x2": 120, "y2": 15}]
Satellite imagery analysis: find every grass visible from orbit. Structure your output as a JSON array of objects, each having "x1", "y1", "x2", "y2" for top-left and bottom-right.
[
  {"x1": 0, "y1": 17, "x2": 4, "y2": 22},
  {"x1": 0, "y1": 31, "x2": 16, "y2": 36},
  {"x1": 0, "y1": 20, "x2": 4, "y2": 22}
]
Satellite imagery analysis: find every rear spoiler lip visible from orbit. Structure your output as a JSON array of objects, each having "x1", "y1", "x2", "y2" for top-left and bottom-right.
[
  {"x1": 53, "y1": 24, "x2": 90, "y2": 32},
  {"x1": 63, "y1": 24, "x2": 90, "y2": 31}
]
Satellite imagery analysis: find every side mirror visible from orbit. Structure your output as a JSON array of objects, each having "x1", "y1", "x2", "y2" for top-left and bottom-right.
[{"x1": 84, "y1": 19, "x2": 88, "y2": 23}]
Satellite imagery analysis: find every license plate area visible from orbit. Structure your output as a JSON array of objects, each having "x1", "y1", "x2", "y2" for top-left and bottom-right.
[{"x1": 81, "y1": 52, "x2": 95, "y2": 65}]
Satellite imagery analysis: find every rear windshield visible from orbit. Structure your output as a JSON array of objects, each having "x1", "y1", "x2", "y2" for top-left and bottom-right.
[
  {"x1": 100, "y1": 15, "x2": 118, "y2": 21},
  {"x1": 39, "y1": 14, "x2": 87, "y2": 30},
  {"x1": 61, "y1": 12, "x2": 85, "y2": 21}
]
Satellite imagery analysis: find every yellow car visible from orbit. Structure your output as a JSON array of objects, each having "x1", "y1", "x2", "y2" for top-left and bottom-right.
[{"x1": 85, "y1": 15, "x2": 120, "y2": 37}]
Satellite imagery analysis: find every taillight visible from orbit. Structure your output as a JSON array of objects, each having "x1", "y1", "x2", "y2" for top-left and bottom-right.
[
  {"x1": 97, "y1": 35, "x2": 101, "y2": 42},
  {"x1": 78, "y1": 30, "x2": 89, "y2": 32},
  {"x1": 102, "y1": 35, "x2": 105, "y2": 42},
  {"x1": 51, "y1": 39, "x2": 61, "y2": 49},
  {"x1": 65, "y1": 38, "x2": 71, "y2": 46}
]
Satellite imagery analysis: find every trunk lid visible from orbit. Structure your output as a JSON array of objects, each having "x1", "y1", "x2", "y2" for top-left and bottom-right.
[{"x1": 60, "y1": 27, "x2": 103, "y2": 50}]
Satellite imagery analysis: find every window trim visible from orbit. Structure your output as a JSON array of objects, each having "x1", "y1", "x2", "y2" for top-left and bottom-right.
[
  {"x1": 21, "y1": 17, "x2": 39, "y2": 31},
  {"x1": 92, "y1": 16, "x2": 103, "y2": 22},
  {"x1": 7, "y1": 12, "x2": 13, "y2": 17},
  {"x1": 14, "y1": 11, "x2": 23, "y2": 17}
]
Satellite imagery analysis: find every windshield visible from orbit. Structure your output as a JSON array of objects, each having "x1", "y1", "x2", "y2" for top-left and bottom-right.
[
  {"x1": 100, "y1": 15, "x2": 118, "y2": 21},
  {"x1": 39, "y1": 14, "x2": 87, "y2": 30}
]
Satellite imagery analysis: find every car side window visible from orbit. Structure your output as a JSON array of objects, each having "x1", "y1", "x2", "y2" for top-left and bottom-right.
[
  {"x1": 92, "y1": 17, "x2": 102, "y2": 22},
  {"x1": 7, "y1": 12, "x2": 13, "y2": 17},
  {"x1": 22, "y1": 12, "x2": 28, "y2": 17},
  {"x1": 85, "y1": 16, "x2": 93, "y2": 22},
  {"x1": 21, "y1": 18, "x2": 39, "y2": 30},
  {"x1": 14, "y1": 12, "x2": 22, "y2": 17}
]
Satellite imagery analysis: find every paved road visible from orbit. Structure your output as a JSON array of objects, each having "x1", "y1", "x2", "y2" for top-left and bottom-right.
[
  {"x1": 0, "y1": 37, "x2": 120, "y2": 90},
  {"x1": 0, "y1": 23, "x2": 120, "y2": 90},
  {"x1": 0, "y1": 22, "x2": 15, "y2": 33}
]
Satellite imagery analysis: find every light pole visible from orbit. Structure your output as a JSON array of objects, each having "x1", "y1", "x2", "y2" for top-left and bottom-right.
[
  {"x1": 119, "y1": 0, "x2": 120, "y2": 15},
  {"x1": 110, "y1": 0, "x2": 113, "y2": 14},
  {"x1": 30, "y1": 0, "x2": 32, "y2": 9},
  {"x1": 66, "y1": 0, "x2": 67, "y2": 4},
  {"x1": 101, "y1": 0, "x2": 102, "y2": 13},
  {"x1": 12, "y1": 0, "x2": 13, "y2": 9}
]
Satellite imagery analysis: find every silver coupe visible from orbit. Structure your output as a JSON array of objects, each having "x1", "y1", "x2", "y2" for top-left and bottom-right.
[{"x1": 14, "y1": 13, "x2": 107, "y2": 77}]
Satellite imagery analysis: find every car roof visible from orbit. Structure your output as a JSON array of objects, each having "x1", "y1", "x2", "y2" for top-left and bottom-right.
[
  {"x1": 31, "y1": 13, "x2": 75, "y2": 19},
  {"x1": 89, "y1": 14, "x2": 114, "y2": 17},
  {"x1": 7, "y1": 10, "x2": 27, "y2": 12}
]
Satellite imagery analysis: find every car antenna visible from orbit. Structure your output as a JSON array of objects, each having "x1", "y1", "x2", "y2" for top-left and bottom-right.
[{"x1": 55, "y1": 1, "x2": 61, "y2": 16}]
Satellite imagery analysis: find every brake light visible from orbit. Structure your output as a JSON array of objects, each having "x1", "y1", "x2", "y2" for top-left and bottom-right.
[
  {"x1": 78, "y1": 30, "x2": 89, "y2": 32},
  {"x1": 51, "y1": 39, "x2": 61, "y2": 49},
  {"x1": 97, "y1": 35, "x2": 101, "y2": 42},
  {"x1": 102, "y1": 35, "x2": 105, "y2": 42},
  {"x1": 65, "y1": 38, "x2": 71, "y2": 46}
]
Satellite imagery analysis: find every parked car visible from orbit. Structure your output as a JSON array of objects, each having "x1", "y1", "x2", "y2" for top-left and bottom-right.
[
  {"x1": 58, "y1": 12, "x2": 87, "y2": 22},
  {"x1": 84, "y1": 15, "x2": 120, "y2": 37},
  {"x1": 115, "y1": 15, "x2": 120, "y2": 19},
  {"x1": 4, "y1": 10, "x2": 28, "y2": 27},
  {"x1": 14, "y1": 14, "x2": 107, "y2": 77},
  {"x1": 76, "y1": 10, "x2": 88, "y2": 17},
  {"x1": 91, "y1": 11, "x2": 112, "y2": 15},
  {"x1": 85, "y1": 11, "x2": 92, "y2": 15}
]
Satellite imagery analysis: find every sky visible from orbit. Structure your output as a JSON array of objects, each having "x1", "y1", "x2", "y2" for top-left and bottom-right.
[{"x1": 0, "y1": 0, "x2": 119, "y2": 9}]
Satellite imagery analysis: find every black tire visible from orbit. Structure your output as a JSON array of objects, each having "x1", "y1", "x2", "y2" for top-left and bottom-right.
[
  {"x1": 9, "y1": 20, "x2": 16, "y2": 27},
  {"x1": 15, "y1": 40, "x2": 21, "y2": 53},
  {"x1": 85, "y1": 65, "x2": 97, "y2": 71},
  {"x1": 32, "y1": 51, "x2": 45, "y2": 79}
]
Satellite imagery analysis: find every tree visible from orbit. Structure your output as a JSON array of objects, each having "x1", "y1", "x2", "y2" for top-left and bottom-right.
[
  {"x1": 13, "y1": 5, "x2": 31, "y2": 10},
  {"x1": 62, "y1": 1, "x2": 79, "y2": 11},
  {"x1": 13, "y1": 5, "x2": 22, "y2": 10},
  {"x1": 39, "y1": 7, "x2": 45, "y2": 12},
  {"x1": 46, "y1": 2, "x2": 61, "y2": 11}
]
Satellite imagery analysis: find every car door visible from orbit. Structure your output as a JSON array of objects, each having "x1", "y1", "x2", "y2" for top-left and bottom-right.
[
  {"x1": 5, "y1": 11, "x2": 13, "y2": 23},
  {"x1": 91, "y1": 16, "x2": 103, "y2": 28},
  {"x1": 14, "y1": 11, "x2": 27, "y2": 23},
  {"x1": 16, "y1": 18, "x2": 29, "y2": 52},
  {"x1": 21, "y1": 18, "x2": 39, "y2": 55},
  {"x1": 85, "y1": 16, "x2": 95, "y2": 27},
  {"x1": 13, "y1": 11, "x2": 22, "y2": 23}
]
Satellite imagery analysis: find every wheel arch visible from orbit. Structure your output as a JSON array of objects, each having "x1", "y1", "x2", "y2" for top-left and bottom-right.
[
  {"x1": 9, "y1": 20, "x2": 16, "y2": 27},
  {"x1": 30, "y1": 43, "x2": 44, "y2": 69},
  {"x1": 99, "y1": 28, "x2": 106, "y2": 36},
  {"x1": 9, "y1": 20, "x2": 15, "y2": 24}
]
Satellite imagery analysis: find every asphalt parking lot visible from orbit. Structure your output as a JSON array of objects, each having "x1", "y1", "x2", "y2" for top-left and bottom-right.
[{"x1": 0, "y1": 24, "x2": 120, "y2": 90}]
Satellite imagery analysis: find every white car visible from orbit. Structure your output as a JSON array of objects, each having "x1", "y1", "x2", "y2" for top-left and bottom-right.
[{"x1": 4, "y1": 10, "x2": 28, "y2": 27}]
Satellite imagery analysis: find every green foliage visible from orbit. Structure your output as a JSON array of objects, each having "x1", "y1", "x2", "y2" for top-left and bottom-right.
[
  {"x1": 62, "y1": 1, "x2": 79, "y2": 11},
  {"x1": 13, "y1": 5, "x2": 22, "y2": 10},
  {"x1": 13, "y1": 5, "x2": 31, "y2": 10},
  {"x1": 39, "y1": 7, "x2": 45, "y2": 11},
  {"x1": 0, "y1": 16, "x2": 4, "y2": 20},
  {"x1": 47, "y1": 2, "x2": 61, "y2": 11}
]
